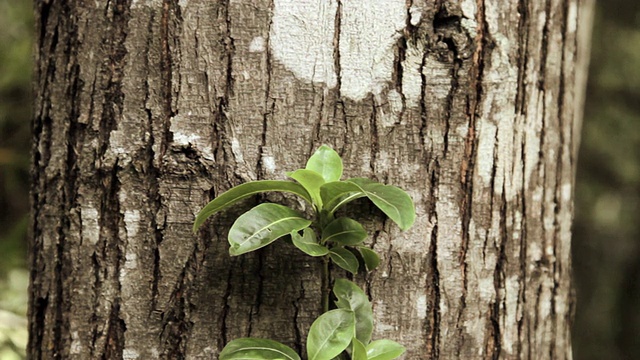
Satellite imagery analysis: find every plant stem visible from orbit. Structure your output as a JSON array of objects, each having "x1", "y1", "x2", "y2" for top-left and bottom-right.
[{"x1": 321, "y1": 255, "x2": 330, "y2": 313}]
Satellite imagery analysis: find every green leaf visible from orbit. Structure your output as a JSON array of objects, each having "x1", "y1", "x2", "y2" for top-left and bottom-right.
[
  {"x1": 193, "y1": 181, "x2": 313, "y2": 231},
  {"x1": 322, "y1": 217, "x2": 368, "y2": 246},
  {"x1": 329, "y1": 248, "x2": 359, "y2": 275},
  {"x1": 357, "y1": 247, "x2": 381, "y2": 271},
  {"x1": 291, "y1": 228, "x2": 329, "y2": 257},
  {"x1": 219, "y1": 338, "x2": 301, "y2": 360},
  {"x1": 333, "y1": 279, "x2": 374, "y2": 344},
  {"x1": 307, "y1": 309, "x2": 355, "y2": 360},
  {"x1": 306, "y1": 145, "x2": 343, "y2": 182},
  {"x1": 351, "y1": 338, "x2": 368, "y2": 360},
  {"x1": 365, "y1": 340, "x2": 406, "y2": 360},
  {"x1": 287, "y1": 169, "x2": 325, "y2": 207},
  {"x1": 228, "y1": 203, "x2": 311, "y2": 256},
  {"x1": 319, "y1": 181, "x2": 366, "y2": 214},
  {"x1": 347, "y1": 178, "x2": 415, "y2": 231}
]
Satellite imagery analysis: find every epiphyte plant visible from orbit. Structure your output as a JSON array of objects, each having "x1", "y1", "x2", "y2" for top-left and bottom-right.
[{"x1": 193, "y1": 145, "x2": 416, "y2": 360}]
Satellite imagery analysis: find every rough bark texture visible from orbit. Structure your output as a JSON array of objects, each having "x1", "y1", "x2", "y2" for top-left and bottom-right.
[{"x1": 29, "y1": 0, "x2": 592, "y2": 359}]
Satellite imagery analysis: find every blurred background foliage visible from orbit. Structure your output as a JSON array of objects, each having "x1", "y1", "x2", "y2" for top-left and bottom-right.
[
  {"x1": 0, "y1": 1, "x2": 637, "y2": 359},
  {"x1": 572, "y1": 1, "x2": 640, "y2": 359},
  {"x1": 0, "y1": 0, "x2": 32, "y2": 358}
]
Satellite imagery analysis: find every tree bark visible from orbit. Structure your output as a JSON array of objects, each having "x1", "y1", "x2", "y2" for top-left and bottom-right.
[{"x1": 29, "y1": 0, "x2": 593, "y2": 359}]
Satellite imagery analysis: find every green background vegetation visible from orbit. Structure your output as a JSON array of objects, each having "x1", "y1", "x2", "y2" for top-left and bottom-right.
[
  {"x1": 0, "y1": 1, "x2": 31, "y2": 359},
  {"x1": 0, "y1": 1, "x2": 637, "y2": 359},
  {"x1": 572, "y1": 1, "x2": 640, "y2": 359}
]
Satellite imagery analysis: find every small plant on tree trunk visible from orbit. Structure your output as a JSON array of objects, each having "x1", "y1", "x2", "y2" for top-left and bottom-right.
[{"x1": 194, "y1": 145, "x2": 415, "y2": 360}]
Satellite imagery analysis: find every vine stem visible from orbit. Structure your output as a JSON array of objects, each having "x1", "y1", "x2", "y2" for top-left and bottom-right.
[
  {"x1": 322, "y1": 255, "x2": 330, "y2": 313},
  {"x1": 318, "y1": 210, "x2": 333, "y2": 314}
]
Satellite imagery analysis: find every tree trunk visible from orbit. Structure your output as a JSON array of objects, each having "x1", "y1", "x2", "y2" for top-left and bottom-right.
[{"x1": 29, "y1": 0, "x2": 593, "y2": 359}]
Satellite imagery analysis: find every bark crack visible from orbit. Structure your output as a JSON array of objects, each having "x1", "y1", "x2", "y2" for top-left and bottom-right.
[
  {"x1": 260, "y1": 0, "x2": 274, "y2": 175},
  {"x1": 98, "y1": 161, "x2": 125, "y2": 358},
  {"x1": 291, "y1": 282, "x2": 305, "y2": 355},
  {"x1": 491, "y1": 183, "x2": 509, "y2": 359},
  {"x1": 99, "y1": 0, "x2": 131, "y2": 159},
  {"x1": 426, "y1": 162, "x2": 441, "y2": 358},
  {"x1": 391, "y1": 3, "x2": 411, "y2": 126},
  {"x1": 103, "y1": 301, "x2": 126, "y2": 360},
  {"x1": 143, "y1": 28, "x2": 167, "y2": 314},
  {"x1": 515, "y1": 0, "x2": 529, "y2": 115},
  {"x1": 249, "y1": 252, "x2": 267, "y2": 335},
  {"x1": 537, "y1": 0, "x2": 552, "y2": 91},
  {"x1": 418, "y1": 50, "x2": 429, "y2": 158},
  {"x1": 442, "y1": 60, "x2": 461, "y2": 156},
  {"x1": 549, "y1": 5, "x2": 571, "y2": 359},
  {"x1": 160, "y1": 252, "x2": 195, "y2": 358},
  {"x1": 427, "y1": 223, "x2": 441, "y2": 358},
  {"x1": 161, "y1": 0, "x2": 178, "y2": 125},
  {"x1": 219, "y1": 261, "x2": 234, "y2": 347},
  {"x1": 333, "y1": 0, "x2": 349, "y2": 153},
  {"x1": 333, "y1": 0, "x2": 343, "y2": 98},
  {"x1": 517, "y1": 140, "x2": 528, "y2": 357},
  {"x1": 369, "y1": 101, "x2": 379, "y2": 175}
]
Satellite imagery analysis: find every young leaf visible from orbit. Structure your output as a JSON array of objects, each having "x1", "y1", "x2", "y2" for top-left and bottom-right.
[
  {"x1": 287, "y1": 169, "x2": 325, "y2": 207},
  {"x1": 219, "y1": 338, "x2": 301, "y2": 360},
  {"x1": 329, "y1": 248, "x2": 359, "y2": 275},
  {"x1": 322, "y1": 217, "x2": 367, "y2": 246},
  {"x1": 347, "y1": 178, "x2": 415, "y2": 231},
  {"x1": 228, "y1": 203, "x2": 311, "y2": 256},
  {"x1": 306, "y1": 145, "x2": 343, "y2": 183},
  {"x1": 291, "y1": 228, "x2": 329, "y2": 257},
  {"x1": 319, "y1": 181, "x2": 365, "y2": 215},
  {"x1": 365, "y1": 340, "x2": 406, "y2": 360},
  {"x1": 351, "y1": 338, "x2": 369, "y2": 360},
  {"x1": 307, "y1": 309, "x2": 355, "y2": 360},
  {"x1": 333, "y1": 279, "x2": 374, "y2": 345},
  {"x1": 357, "y1": 247, "x2": 381, "y2": 271},
  {"x1": 193, "y1": 180, "x2": 313, "y2": 231}
]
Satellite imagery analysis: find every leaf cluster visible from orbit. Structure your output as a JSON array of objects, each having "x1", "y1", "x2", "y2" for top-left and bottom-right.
[
  {"x1": 194, "y1": 145, "x2": 415, "y2": 275},
  {"x1": 220, "y1": 279, "x2": 404, "y2": 360},
  {"x1": 193, "y1": 145, "x2": 415, "y2": 359}
]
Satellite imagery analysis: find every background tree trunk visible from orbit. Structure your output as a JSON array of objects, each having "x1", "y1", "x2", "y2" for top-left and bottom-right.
[{"x1": 29, "y1": 0, "x2": 593, "y2": 359}]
